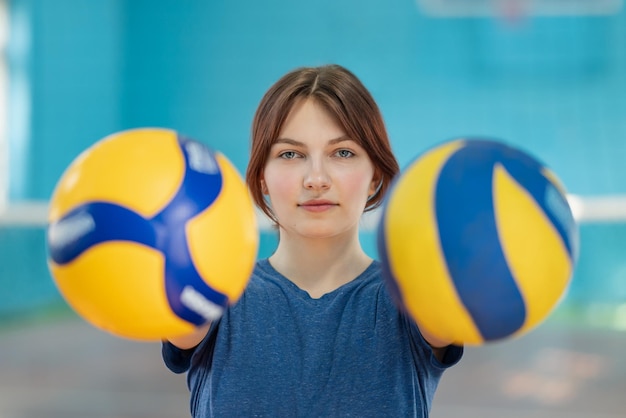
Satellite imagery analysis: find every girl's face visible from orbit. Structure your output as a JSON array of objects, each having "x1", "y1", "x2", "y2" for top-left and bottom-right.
[{"x1": 262, "y1": 98, "x2": 378, "y2": 240}]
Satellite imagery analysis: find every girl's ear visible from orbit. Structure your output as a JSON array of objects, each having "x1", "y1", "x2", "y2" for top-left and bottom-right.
[
  {"x1": 261, "y1": 179, "x2": 269, "y2": 195},
  {"x1": 368, "y1": 172, "x2": 382, "y2": 199}
]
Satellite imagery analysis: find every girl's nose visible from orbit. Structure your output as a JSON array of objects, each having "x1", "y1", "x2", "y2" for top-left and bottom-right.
[{"x1": 303, "y1": 159, "x2": 331, "y2": 190}]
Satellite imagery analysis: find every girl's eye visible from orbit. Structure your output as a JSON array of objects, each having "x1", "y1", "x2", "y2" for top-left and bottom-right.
[
  {"x1": 279, "y1": 151, "x2": 299, "y2": 160},
  {"x1": 336, "y1": 149, "x2": 355, "y2": 158}
]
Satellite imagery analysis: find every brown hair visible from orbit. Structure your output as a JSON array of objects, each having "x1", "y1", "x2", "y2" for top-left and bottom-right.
[{"x1": 245, "y1": 64, "x2": 399, "y2": 223}]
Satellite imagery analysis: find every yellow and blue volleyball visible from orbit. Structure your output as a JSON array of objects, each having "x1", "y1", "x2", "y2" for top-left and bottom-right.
[
  {"x1": 46, "y1": 128, "x2": 258, "y2": 341},
  {"x1": 377, "y1": 138, "x2": 579, "y2": 345}
]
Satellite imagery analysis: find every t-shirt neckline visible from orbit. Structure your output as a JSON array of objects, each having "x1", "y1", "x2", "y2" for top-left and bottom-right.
[{"x1": 257, "y1": 258, "x2": 378, "y2": 302}]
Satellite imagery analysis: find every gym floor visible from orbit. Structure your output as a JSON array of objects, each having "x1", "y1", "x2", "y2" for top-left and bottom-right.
[{"x1": 1, "y1": 312, "x2": 624, "y2": 418}]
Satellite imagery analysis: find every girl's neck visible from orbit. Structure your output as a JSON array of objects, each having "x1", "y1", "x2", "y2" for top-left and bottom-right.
[{"x1": 268, "y1": 233, "x2": 372, "y2": 299}]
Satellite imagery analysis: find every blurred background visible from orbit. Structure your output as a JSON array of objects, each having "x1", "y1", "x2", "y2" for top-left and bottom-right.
[{"x1": 1, "y1": 0, "x2": 625, "y2": 417}]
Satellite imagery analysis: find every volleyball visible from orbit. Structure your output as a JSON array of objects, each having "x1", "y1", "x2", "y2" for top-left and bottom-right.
[
  {"x1": 377, "y1": 138, "x2": 579, "y2": 345},
  {"x1": 46, "y1": 128, "x2": 258, "y2": 341}
]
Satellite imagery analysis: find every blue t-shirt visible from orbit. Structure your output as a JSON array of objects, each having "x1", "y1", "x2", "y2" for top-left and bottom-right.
[{"x1": 162, "y1": 259, "x2": 462, "y2": 417}]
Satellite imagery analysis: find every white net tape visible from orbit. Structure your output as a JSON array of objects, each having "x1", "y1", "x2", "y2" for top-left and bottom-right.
[{"x1": 1, "y1": 196, "x2": 626, "y2": 229}]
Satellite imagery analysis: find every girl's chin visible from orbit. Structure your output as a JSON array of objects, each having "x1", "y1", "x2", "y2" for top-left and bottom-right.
[{"x1": 282, "y1": 225, "x2": 356, "y2": 240}]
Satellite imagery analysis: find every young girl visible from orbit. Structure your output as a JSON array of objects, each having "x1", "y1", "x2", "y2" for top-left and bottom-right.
[{"x1": 162, "y1": 64, "x2": 463, "y2": 417}]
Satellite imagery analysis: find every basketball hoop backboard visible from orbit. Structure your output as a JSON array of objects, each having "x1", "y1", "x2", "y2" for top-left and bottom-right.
[{"x1": 417, "y1": 0, "x2": 623, "y2": 17}]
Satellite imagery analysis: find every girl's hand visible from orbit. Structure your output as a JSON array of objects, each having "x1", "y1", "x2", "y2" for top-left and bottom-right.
[{"x1": 166, "y1": 323, "x2": 211, "y2": 350}]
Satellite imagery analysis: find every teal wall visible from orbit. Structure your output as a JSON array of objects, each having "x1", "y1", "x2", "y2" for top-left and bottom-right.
[{"x1": 2, "y1": 0, "x2": 626, "y2": 319}]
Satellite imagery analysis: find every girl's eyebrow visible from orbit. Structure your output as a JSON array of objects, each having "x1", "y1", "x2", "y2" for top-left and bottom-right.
[
  {"x1": 273, "y1": 138, "x2": 303, "y2": 147},
  {"x1": 274, "y1": 135, "x2": 352, "y2": 147}
]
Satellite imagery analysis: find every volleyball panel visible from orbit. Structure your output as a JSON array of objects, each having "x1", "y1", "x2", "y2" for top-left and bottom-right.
[
  {"x1": 48, "y1": 128, "x2": 185, "y2": 221},
  {"x1": 493, "y1": 164, "x2": 573, "y2": 336},
  {"x1": 49, "y1": 242, "x2": 195, "y2": 339},
  {"x1": 541, "y1": 166, "x2": 568, "y2": 196},
  {"x1": 382, "y1": 139, "x2": 482, "y2": 344},
  {"x1": 186, "y1": 153, "x2": 258, "y2": 302}
]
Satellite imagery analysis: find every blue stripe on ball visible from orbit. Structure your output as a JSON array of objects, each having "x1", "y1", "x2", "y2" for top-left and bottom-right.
[
  {"x1": 47, "y1": 202, "x2": 156, "y2": 265},
  {"x1": 158, "y1": 137, "x2": 227, "y2": 325},
  {"x1": 436, "y1": 142, "x2": 526, "y2": 341},
  {"x1": 496, "y1": 149, "x2": 577, "y2": 260}
]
